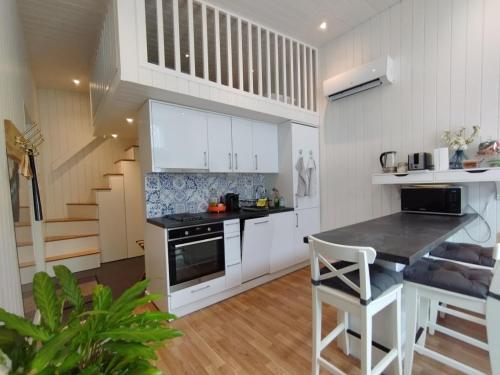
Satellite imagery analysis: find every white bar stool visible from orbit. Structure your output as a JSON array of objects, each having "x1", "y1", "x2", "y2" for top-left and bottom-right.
[
  {"x1": 427, "y1": 241, "x2": 495, "y2": 334},
  {"x1": 403, "y1": 245, "x2": 500, "y2": 375},
  {"x1": 308, "y1": 236, "x2": 403, "y2": 375}
]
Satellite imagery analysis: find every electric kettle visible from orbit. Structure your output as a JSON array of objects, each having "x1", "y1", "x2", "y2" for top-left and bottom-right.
[{"x1": 380, "y1": 151, "x2": 397, "y2": 172}]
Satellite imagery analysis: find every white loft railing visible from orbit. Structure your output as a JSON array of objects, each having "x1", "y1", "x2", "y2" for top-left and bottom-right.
[{"x1": 138, "y1": 0, "x2": 318, "y2": 113}]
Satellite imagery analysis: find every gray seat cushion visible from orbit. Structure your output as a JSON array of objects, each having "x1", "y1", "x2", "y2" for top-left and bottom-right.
[
  {"x1": 320, "y1": 261, "x2": 402, "y2": 301},
  {"x1": 430, "y1": 241, "x2": 495, "y2": 268},
  {"x1": 403, "y1": 258, "x2": 492, "y2": 299}
]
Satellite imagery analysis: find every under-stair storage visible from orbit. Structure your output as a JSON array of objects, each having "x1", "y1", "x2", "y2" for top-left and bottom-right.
[{"x1": 90, "y1": 0, "x2": 319, "y2": 137}]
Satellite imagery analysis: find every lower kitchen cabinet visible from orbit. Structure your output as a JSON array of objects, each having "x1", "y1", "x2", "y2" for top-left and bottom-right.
[
  {"x1": 169, "y1": 276, "x2": 226, "y2": 310},
  {"x1": 294, "y1": 207, "x2": 320, "y2": 263},
  {"x1": 226, "y1": 263, "x2": 242, "y2": 289},
  {"x1": 241, "y1": 216, "x2": 273, "y2": 282},
  {"x1": 269, "y1": 211, "x2": 297, "y2": 273}
]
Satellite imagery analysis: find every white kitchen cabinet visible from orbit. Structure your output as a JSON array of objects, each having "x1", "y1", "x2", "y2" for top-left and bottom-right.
[
  {"x1": 241, "y1": 217, "x2": 273, "y2": 282},
  {"x1": 294, "y1": 207, "x2": 320, "y2": 263},
  {"x1": 226, "y1": 263, "x2": 242, "y2": 289},
  {"x1": 208, "y1": 113, "x2": 233, "y2": 173},
  {"x1": 151, "y1": 102, "x2": 208, "y2": 170},
  {"x1": 224, "y1": 232, "x2": 241, "y2": 267},
  {"x1": 231, "y1": 118, "x2": 254, "y2": 173},
  {"x1": 269, "y1": 211, "x2": 297, "y2": 273},
  {"x1": 253, "y1": 122, "x2": 279, "y2": 173}
]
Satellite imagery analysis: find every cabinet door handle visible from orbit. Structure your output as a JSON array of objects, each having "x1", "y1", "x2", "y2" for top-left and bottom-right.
[
  {"x1": 191, "y1": 285, "x2": 210, "y2": 294},
  {"x1": 255, "y1": 155, "x2": 258, "y2": 170},
  {"x1": 225, "y1": 234, "x2": 240, "y2": 240},
  {"x1": 228, "y1": 153, "x2": 232, "y2": 170},
  {"x1": 254, "y1": 220, "x2": 269, "y2": 225},
  {"x1": 235, "y1": 153, "x2": 238, "y2": 170},
  {"x1": 296, "y1": 213, "x2": 299, "y2": 228},
  {"x1": 204, "y1": 151, "x2": 208, "y2": 167}
]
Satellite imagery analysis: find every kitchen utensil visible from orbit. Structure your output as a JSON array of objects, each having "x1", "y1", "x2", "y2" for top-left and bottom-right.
[
  {"x1": 408, "y1": 152, "x2": 433, "y2": 170},
  {"x1": 397, "y1": 162, "x2": 408, "y2": 173},
  {"x1": 380, "y1": 151, "x2": 397, "y2": 171},
  {"x1": 207, "y1": 203, "x2": 226, "y2": 213},
  {"x1": 433, "y1": 148, "x2": 449, "y2": 171},
  {"x1": 224, "y1": 193, "x2": 240, "y2": 212}
]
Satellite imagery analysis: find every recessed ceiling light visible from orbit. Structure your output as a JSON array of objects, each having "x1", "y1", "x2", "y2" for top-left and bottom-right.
[
  {"x1": 73, "y1": 79, "x2": 80, "y2": 85},
  {"x1": 319, "y1": 22, "x2": 327, "y2": 30},
  {"x1": 185, "y1": 53, "x2": 190, "y2": 58},
  {"x1": 111, "y1": 134, "x2": 118, "y2": 139},
  {"x1": 126, "y1": 118, "x2": 134, "y2": 124}
]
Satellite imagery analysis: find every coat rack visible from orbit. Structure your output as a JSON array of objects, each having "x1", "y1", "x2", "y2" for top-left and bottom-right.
[{"x1": 4, "y1": 119, "x2": 44, "y2": 221}]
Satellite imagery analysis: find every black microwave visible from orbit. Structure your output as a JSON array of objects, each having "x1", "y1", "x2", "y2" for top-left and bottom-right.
[{"x1": 401, "y1": 186, "x2": 466, "y2": 216}]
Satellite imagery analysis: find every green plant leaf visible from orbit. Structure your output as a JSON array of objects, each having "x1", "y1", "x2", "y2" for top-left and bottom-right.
[
  {"x1": 119, "y1": 312, "x2": 177, "y2": 326},
  {"x1": 104, "y1": 341, "x2": 157, "y2": 360},
  {"x1": 0, "y1": 308, "x2": 50, "y2": 341},
  {"x1": 30, "y1": 326, "x2": 78, "y2": 372},
  {"x1": 77, "y1": 364, "x2": 102, "y2": 375},
  {"x1": 33, "y1": 272, "x2": 61, "y2": 332},
  {"x1": 97, "y1": 327, "x2": 182, "y2": 343},
  {"x1": 55, "y1": 350, "x2": 81, "y2": 373},
  {"x1": 93, "y1": 284, "x2": 113, "y2": 311},
  {"x1": 109, "y1": 279, "x2": 149, "y2": 314},
  {"x1": 53, "y1": 265, "x2": 85, "y2": 313},
  {"x1": 124, "y1": 360, "x2": 163, "y2": 375},
  {"x1": 0, "y1": 327, "x2": 22, "y2": 348}
]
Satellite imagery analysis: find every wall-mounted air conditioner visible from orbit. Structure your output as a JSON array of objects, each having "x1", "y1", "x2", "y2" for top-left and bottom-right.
[{"x1": 323, "y1": 55, "x2": 394, "y2": 102}]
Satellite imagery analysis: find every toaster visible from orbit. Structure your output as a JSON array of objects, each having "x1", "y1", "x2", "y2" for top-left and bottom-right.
[{"x1": 408, "y1": 152, "x2": 433, "y2": 170}]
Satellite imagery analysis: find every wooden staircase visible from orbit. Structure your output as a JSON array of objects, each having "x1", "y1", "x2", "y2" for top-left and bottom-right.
[{"x1": 17, "y1": 144, "x2": 144, "y2": 284}]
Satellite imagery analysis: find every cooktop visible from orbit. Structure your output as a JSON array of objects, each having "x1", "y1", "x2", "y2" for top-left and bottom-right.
[{"x1": 164, "y1": 213, "x2": 205, "y2": 222}]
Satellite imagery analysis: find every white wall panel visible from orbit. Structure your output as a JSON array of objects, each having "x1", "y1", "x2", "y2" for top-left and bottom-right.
[
  {"x1": 0, "y1": 0, "x2": 37, "y2": 314},
  {"x1": 38, "y1": 89, "x2": 130, "y2": 218},
  {"x1": 319, "y1": 0, "x2": 500, "y2": 247}
]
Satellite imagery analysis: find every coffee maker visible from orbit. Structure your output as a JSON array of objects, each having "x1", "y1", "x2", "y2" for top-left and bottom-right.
[{"x1": 225, "y1": 193, "x2": 240, "y2": 212}]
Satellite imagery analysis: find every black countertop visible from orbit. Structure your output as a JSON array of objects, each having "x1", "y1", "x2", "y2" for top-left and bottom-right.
[
  {"x1": 304, "y1": 212, "x2": 478, "y2": 265},
  {"x1": 147, "y1": 207, "x2": 295, "y2": 229}
]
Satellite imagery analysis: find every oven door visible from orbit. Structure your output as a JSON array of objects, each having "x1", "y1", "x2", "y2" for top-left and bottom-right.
[{"x1": 168, "y1": 233, "x2": 225, "y2": 292}]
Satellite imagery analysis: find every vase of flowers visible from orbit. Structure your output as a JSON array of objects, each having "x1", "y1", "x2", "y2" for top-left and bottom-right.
[{"x1": 442, "y1": 126, "x2": 480, "y2": 169}]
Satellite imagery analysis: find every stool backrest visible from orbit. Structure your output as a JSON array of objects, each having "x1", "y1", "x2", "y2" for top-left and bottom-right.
[{"x1": 308, "y1": 235, "x2": 377, "y2": 303}]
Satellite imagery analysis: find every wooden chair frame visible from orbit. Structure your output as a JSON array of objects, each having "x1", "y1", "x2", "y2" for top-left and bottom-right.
[
  {"x1": 404, "y1": 245, "x2": 500, "y2": 375},
  {"x1": 309, "y1": 236, "x2": 403, "y2": 375}
]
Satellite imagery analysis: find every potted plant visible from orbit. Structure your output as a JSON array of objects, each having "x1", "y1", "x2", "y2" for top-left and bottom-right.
[
  {"x1": 0, "y1": 265, "x2": 182, "y2": 374},
  {"x1": 442, "y1": 126, "x2": 480, "y2": 169}
]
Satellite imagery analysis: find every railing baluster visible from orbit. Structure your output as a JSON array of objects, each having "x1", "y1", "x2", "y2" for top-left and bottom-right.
[
  {"x1": 308, "y1": 47, "x2": 313, "y2": 111},
  {"x1": 248, "y1": 22, "x2": 253, "y2": 94},
  {"x1": 290, "y1": 39, "x2": 294, "y2": 106},
  {"x1": 282, "y1": 37, "x2": 287, "y2": 104},
  {"x1": 173, "y1": 0, "x2": 180, "y2": 71},
  {"x1": 202, "y1": 4, "x2": 208, "y2": 79},
  {"x1": 266, "y1": 29, "x2": 271, "y2": 98},
  {"x1": 227, "y1": 15, "x2": 233, "y2": 87},
  {"x1": 257, "y1": 26, "x2": 262, "y2": 96},
  {"x1": 238, "y1": 18, "x2": 243, "y2": 91},
  {"x1": 274, "y1": 33, "x2": 279, "y2": 101},
  {"x1": 296, "y1": 42, "x2": 301, "y2": 108},
  {"x1": 215, "y1": 9, "x2": 221, "y2": 84},
  {"x1": 187, "y1": 0, "x2": 195, "y2": 75}
]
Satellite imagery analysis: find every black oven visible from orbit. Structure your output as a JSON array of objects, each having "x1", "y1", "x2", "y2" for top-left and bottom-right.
[{"x1": 167, "y1": 222, "x2": 225, "y2": 292}]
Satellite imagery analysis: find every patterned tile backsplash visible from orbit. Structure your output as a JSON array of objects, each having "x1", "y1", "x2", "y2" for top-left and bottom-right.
[{"x1": 145, "y1": 173, "x2": 266, "y2": 218}]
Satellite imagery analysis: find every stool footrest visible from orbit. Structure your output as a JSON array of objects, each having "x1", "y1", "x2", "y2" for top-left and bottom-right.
[
  {"x1": 415, "y1": 344, "x2": 487, "y2": 375},
  {"x1": 320, "y1": 322, "x2": 345, "y2": 351},
  {"x1": 437, "y1": 305, "x2": 486, "y2": 326},
  {"x1": 318, "y1": 356, "x2": 347, "y2": 375},
  {"x1": 428, "y1": 322, "x2": 489, "y2": 351},
  {"x1": 371, "y1": 348, "x2": 398, "y2": 375}
]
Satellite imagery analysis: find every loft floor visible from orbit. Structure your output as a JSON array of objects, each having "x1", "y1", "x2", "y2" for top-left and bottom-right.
[{"x1": 147, "y1": 267, "x2": 491, "y2": 374}]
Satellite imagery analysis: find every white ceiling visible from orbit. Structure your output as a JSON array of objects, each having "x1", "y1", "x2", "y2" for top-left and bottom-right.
[
  {"x1": 17, "y1": 0, "x2": 109, "y2": 92},
  {"x1": 205, "y1": 0, "x2": 400, "y2": 47},
  {"x1": 17, "y1": 0, "x2": 398, "y2": 92}
]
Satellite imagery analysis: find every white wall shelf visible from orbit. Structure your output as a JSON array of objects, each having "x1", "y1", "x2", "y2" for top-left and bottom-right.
[{"x1": 372, "y1": 168, "x2": 500, "y2": 199}]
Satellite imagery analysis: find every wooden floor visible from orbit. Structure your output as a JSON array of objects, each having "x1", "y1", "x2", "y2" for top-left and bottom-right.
[{"x1": 149, "y1": 267, "x2": 491, "y2": 374}]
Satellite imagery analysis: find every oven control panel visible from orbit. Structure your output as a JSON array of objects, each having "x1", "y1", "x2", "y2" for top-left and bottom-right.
[{"x1": 168, "y1": 222, "x2": 224, "y2": 240}]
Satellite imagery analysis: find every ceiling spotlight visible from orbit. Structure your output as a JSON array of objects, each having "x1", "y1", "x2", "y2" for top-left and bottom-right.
[
  {"x1": 319, "y1": 22, "x2": 327, "y2": 30},
  {"x1": 73, "y1": 79, "x2": 80, "y2": 85},
  {"x1": 185, "y1": 53, "x2": 190, "y2": 58},
  {"x1": 126, "y1": 118, "x2": 134, "y2": 124},
  {"x1": 111, "y1": 134, "x2": 118, "y2": 139}
]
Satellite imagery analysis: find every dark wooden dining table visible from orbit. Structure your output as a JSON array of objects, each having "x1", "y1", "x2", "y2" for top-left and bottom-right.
[{"x1": 304, "y1": 212, "x2": 478, "y2": 264}]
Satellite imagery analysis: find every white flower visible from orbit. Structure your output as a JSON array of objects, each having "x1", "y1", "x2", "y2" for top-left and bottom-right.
[
  {"x1": 442, "y1": 126, "x2": 480, "y2": 150},
  {"x1": 0, "y1": 349, "x2": 11, "y2": 375}
]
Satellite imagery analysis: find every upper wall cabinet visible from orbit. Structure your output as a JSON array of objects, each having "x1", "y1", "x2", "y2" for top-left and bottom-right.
[
  {"x1": 90, "y1": 0, "x2": 320, "y2": 137},
  {"x1": 140, "y1": 100, "x2": 279, "y2": 173}
]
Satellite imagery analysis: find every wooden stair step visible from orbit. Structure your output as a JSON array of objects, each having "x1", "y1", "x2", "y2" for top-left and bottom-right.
[
  {"x1": 17, "y1": 240, "x2": 33, "y2": 247},
  {"x1": 114, "y1": 158, "x2": 135, "y2": 164},
  {"x1": 45, "y1": 233, "x2": 98, "y2": 242},
  {"x1": 15, "y1": 222, "x2": 30, "y2": 227},
  {"x1": 66, "y1": 202, "x2": 98, "y2": 206},
  {"x1": 103, "y1": 173, "x2": 124, "y2": 177},
  {"x1": 19, "y1": 248, "x2": 101, "y2": 268},
  {"x1": 92, "y1": 187, "x2": 112, "y2": 191},
  {"x1": 124, "y1": 145, "x2": 139, "y2": 152},
  {"x1": 45, "y1": 217, "x2": 98, "y2": 223}
]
